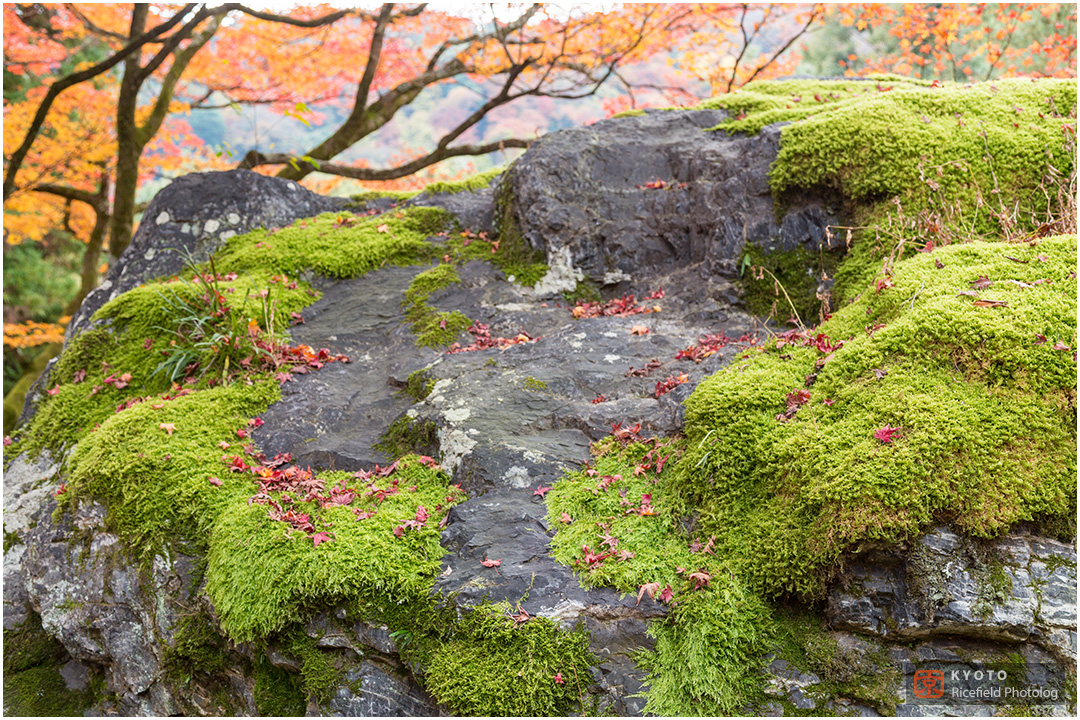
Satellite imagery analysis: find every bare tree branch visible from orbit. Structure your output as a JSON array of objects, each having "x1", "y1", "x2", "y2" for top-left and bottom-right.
[{"x1": 240, "y1": 138, "x2": 530, "y2": 181}]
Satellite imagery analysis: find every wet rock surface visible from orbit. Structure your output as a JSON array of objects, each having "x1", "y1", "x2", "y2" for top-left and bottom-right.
[{"x1": 7, "y1": 111, "x2": 1076, "y2": 717}]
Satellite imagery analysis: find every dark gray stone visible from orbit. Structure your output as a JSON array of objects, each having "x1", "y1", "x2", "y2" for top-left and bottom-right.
[{"x1": 500, "y1": 110, "x2": 844, "y2": 295}]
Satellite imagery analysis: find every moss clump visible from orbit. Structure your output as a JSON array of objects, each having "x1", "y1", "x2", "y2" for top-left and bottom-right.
[
  {"x1": 523, "y1": 376, "x2": 549, "y2": 392},
  {"x1": 60, "y1": 379, "x2": 281, "y2": 559},
  {"x1": 3, "y1": 664, "x2": 96, "y2": 717},
  {"x1": 471, "y1": 175, "x2": 548, "y2": 286},
  {"x1": 710, "y1": 78, "x2": 1076, "y2": 314},
  {"x1": 252, "y1": 654, "x2": 306, "y2": 716},
  {"x1": 424, "y1": 602, "x2": 595, "y2": 716},
  {"x1": 562, "y1": 279, "x2": 601, "y2": 304},
  {"x1": 374, "y1": 416, "x2": 439, "y2": 459},
  {"x1": 280, "y1": 632, "x2": 346, "y2": 703},
  {"x1": 423, "y1": 165, "x2": 505, "y2": 195},
  {"x1": 212, "y1": 207, "x2": 448, "y2": 279},
  {"x1": 712, "y1": 79, "x2": 1074, "y2": 206},
  {"x1": 680, "y1": 234, "x2": 1076, "y2": 599},
  {"x1": 401, "y1": 369, "x2": 436, "y2": 403},
  {"x1": 402, "y1": 264, "x2": 472, "y2": 348},
  {"x1": 638, "y1": 577, "x2": 775, "y2": 716},
  {"x1": 206, "y1": 458, "x2": 464, "y2": 641},
  {"x1": 346, "y1": 188, "x2": 419, "y2": 206},
  {"x1": 163, "y1": 611, "x2": 230, "y2": 683}
]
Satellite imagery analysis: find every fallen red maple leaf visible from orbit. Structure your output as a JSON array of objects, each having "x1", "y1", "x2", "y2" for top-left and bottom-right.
[
  {"x1": 159, "y1": 423, "x2": 176, "y2": 436},
  {"x1": 481, "y1": 558, "x2": 502, "y2": 568},
  {"x1": 533, "y1": 484, "x2": 552, "y2": 498},
  {"x1": 208, "y1": 476, "x2": 223, "y2": 487},
  {"x1": 47, "y1": 385, "x2": 61, "y2": 396},
  {"x1": 636, "y1": 582, "x2": 661, "y2": 605},
  {"x1": 553, "y1": 672, "x2": 565, "y2": 685},
  {"x1": 310, "y1": 531, "x2": 334, "y2": 547},
  {"x1": 874, "y1": 425, "x2": 902, "y2": 443}
]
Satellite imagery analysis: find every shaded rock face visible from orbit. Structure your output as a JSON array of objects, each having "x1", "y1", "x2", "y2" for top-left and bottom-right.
[
  {"x1": 6, "y1": 112, "x2": 1075, "y2": 717},
  {"x1": 501, "y1": 109, "x2": 843, "y2": 293},
  {"x1": 829, "y1": 526, "x2": 1077, "y2": 662}
]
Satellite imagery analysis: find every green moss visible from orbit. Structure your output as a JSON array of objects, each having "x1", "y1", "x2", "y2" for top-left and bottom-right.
[
  {"x1": 281, "y1": 632, "x2": 346, "y2": 703},
  {"x1": 451, "y1": 175, "x2": 547, "y2": 287},
  {"x1": 374, "y1": 416, "x2": 439, "y2": 459},
  {"x1": 770, "y1": 609, "x2": 900, "y2": 715},
  {"x1": 253, "y1": 653, "x2": 306, "y2": 716},
  {"x1": 546, "y1": 440, "x2": 775, "y2": 714},
  {"x1": 710, "y1": 78, "x2": 1075, "y2": 314},
  {"x1": 163, "y1": 611, "x2": 230, "y2": 682},
  {"x1": 611, "y1": 108, "x2": 647, "y2": 118},
  {"x1": 212, "y1": 207, "x2": 447, "y2": 279},
  {"x1": 562, "y1": 279, "x2": 601, "y2": 304},
  {"x1": 401, "y1": 369, "x2": 436, "y2": 403},
  {"x1": 712, "y1": 79, "x2": 1074, "y2": 206},
  {"x1": 637, "y1": 576, "x2": 775, "y2": 716},
  {"x1": 59, "y1": 379, "x2": 281, "y2": 559},
  {"x1": 206, "y1": 459, "x2": 463, "y2": 641},
  {"x1": 346, "y1": 188, "x2": 419, "y2": 206},
  {"x1": 3, "y1": 612, "x2": 97, "y2": 716},
  {"x1": 424, "y1": 602, "x2": 595, "y2": 716},
  {"x1": 740, "y1": 242, "x2": 842, "y2": 325},
  {"x1": 402, "y1": 264, "x2": 472, "y2": 348},
  {"x1": 680, "y1": 234, "x2": 1076, "y2": 599},
  {"x1": 424, "y1": 165, "x2": 505, "y2": 195},
  {"x1": 4, "y1": 611, "x2": 65, "y2": 675},
  {"x1": 3, "y1": 663, "x2": 96, "y2": 717},
  {"x1": 4, "y1": 528, "x2": 22, "y2": 552},
  {"x1": 523, "y1": 376, "x2": 549, "y2": 393}
]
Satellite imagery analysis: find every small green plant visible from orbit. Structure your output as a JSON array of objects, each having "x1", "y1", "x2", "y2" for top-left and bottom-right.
[
  {"x1": 523, "y1": 376, "x2": 549, "y2": 392},
  {"x1": 401, "y1": 369, "x2": 436, "y2": 402},
  {"x1": 374, "y1": 417, "x2": 439, "y2": 460}
]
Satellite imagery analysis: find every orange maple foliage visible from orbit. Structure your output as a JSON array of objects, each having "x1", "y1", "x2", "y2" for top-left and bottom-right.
[
  {"x1": 835, "y1": 3, "x2": 1076, "y2": 81},
  {"x1": 2, "y1": 320, "x2": 66, "y2": 349}
]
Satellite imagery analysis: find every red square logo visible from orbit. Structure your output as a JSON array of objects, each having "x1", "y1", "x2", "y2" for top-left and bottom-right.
[{"x1": 913, "y1": 668, "x2": 945, "y2": 699}]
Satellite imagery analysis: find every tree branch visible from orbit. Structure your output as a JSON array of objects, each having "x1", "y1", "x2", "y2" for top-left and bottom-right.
[
  {"x1": 353, "y1": 4, "x2": 395, "y2": 117},
  {"x1": 240, "y1": 138, "x2": 531, "y2": 181}
]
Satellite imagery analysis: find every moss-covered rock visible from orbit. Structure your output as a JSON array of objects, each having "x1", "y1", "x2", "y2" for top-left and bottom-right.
[{"x1": 681, "y1": 234, "x2": 1076, "y2": 599}]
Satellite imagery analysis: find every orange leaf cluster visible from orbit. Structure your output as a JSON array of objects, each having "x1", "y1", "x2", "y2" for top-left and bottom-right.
[{"x1": 2, "y1": 321, "x2": 66, "y2": 348}]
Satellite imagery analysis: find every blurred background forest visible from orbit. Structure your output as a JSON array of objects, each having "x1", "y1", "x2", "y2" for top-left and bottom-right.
[{"x1": 3, "y1": 2, "x2": 1077, "y2": 412}]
